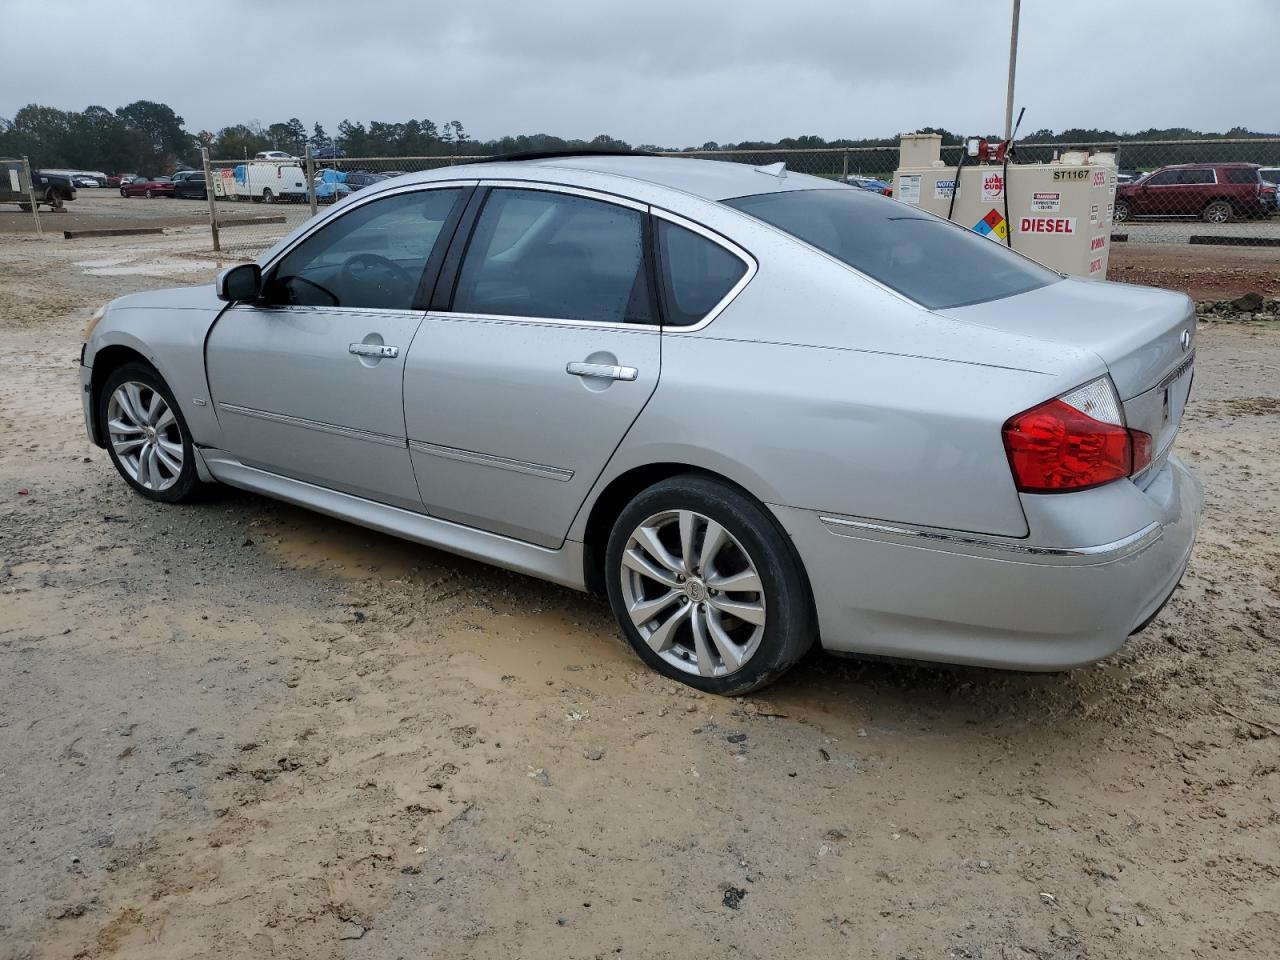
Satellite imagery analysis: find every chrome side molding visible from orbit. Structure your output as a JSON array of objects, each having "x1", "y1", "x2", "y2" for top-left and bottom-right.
[
  {"x1": 409, "y1": 440, "x2": 574, "y2": 482},
  {"x1": 819, "y1": 514, "x2": 1163, "y2": 566}
]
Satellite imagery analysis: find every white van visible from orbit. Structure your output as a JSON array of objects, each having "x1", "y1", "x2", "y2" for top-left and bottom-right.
[{"x1": 219, "y1": 161, "x2": 307, "y2": 203}]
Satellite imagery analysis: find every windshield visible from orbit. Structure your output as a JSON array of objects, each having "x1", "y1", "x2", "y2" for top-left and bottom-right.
[{"x1": 724, "y1": 188, "x2": 1060, "y2": 309}]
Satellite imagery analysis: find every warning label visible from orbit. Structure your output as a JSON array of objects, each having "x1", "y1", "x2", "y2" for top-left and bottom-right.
[
  {"x1": 898, "y1": 175, "x2": 921, "y2": 205},
  {"x1": 934, "y1": 179, "x2": 958, "y2": 200},
  {"x1": 1089, "y1": 257, "x2": 1104, "y2": 274},
  {"x1": 1030, "y1": 191, "x2": 1061, "y2": 212},
  {"x1": 1090, "y1": 235, "x2": 1107, "y2": 251},
  {"x1": 972, "y1": 208, "x2": 1009, "y2": 242}
]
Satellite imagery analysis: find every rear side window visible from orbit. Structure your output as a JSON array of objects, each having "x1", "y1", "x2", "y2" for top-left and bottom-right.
[
  {"x1": 657, "y1": 220, "x2": 747, "y2": 326},
  {"x1": 453, "y1": 188, "x2": 653, "y2": 324},
  {"x1": 1178, "y1": 169, "x2": 1216, "y2": 184},
  {"x1": 1225, "y1": 168, "x2": 1260, "y2": 184},
  {"x1": 725, "y1": 188, "x2": 1059, "y2": 310}
]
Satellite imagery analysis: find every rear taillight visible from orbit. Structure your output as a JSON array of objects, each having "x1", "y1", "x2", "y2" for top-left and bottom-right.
[{"x1": 1002, "y1": 377, "x2": 1152, "y2": 493}]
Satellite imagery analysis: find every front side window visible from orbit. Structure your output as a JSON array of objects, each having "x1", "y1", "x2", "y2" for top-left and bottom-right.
[
  {"x1": 1145, "y1": 171, "x2": 1178, "y2": 186},
  {"x1": 452, "y1": 188, "x2": 653, "y2": 323},
  {"x1": 263, "y1": 187, "x2": 462, "y2": 310},
  {"x1": 657, "y1": 220, "x2": 747, "y2": 326},
  {"x1": 725, "y1": 188, "x2": 1059, "y2": 310}
]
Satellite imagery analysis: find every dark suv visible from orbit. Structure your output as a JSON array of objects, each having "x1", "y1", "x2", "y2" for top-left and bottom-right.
[{"x1": 1114, "y1": 162, "x2": 1268, "y2": 223}]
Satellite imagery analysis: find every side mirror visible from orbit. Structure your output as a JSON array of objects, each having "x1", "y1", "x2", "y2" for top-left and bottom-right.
[{"x1": 215, "y1": 263, "x2": 262, "y2": 302}]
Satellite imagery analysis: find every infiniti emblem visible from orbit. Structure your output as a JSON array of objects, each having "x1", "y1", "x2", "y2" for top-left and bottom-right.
[{"x1": 1179, "y1": 329, "x2": 1191, "y2": 352}]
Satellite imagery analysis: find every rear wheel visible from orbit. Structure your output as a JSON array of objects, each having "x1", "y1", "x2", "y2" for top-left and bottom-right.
[
  {"x1": 99, "y1": 362, "x2": 202, "y2": 503},
  {"x1": 145, "y1": 188, "x2": 153, "y2": 199},
  {"x1": 262, "y1": 188, "x2": 275, "y2": 204},
  {"x1": 1202, "y1": 200, "x2": 1233, "y2": 223},
  {"x1": 1113, "y1": 199, "x2": 1130, "y2": 222},
  {"x1": 605, "y1": 475, "x2": 815, "y2": 695}
]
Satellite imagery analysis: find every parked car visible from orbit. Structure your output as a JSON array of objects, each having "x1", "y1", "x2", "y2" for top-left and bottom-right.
[
  {"x1": 106, "y1": 173, "x2": 135, "y2": 188},
  {"x1": 0, "y1": 158, "x2": 75, "y2": 209},
  {"x1": 80, "y1": 154, "x2": 1201, "y2": 693},
  {"x1": 842, "y1": 174, "x2": 892, "y2": 194},
  {"x1": 1114, "y1": 162, "x2": 1269, "y2": 223},
  {"x1": 343, "y1": 171, "x2": 390, "y2": 190},
  {"x1": 1115, "y1": 167, "x2": 1144, "y2": 184},
  {"x1": 1258, "y1": 167, "x2": 1280, "y2": 212},
  {"x1": 312, "y1": 146, "x2": 346, "y2": 160},
  {"x1": 171, "y1": 170, "x2": 208, "y2": 199},
  {"x1": 310, "y1": 169, "x2": 354, "y2": 203},
  {"x1": 30, "y1": 169, "x2": 77, "y2": 207},
  {"x1": 255, "y1": 150, "x2": 297, "y2": 162},
  {"x1": 73, "y1": 174, "x2": 103, "y2": 188},
  {"x1": 121, "y1": 175, "x2": 175, "y2": 198}
]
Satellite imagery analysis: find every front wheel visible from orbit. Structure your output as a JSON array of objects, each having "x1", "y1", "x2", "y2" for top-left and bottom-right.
[
  {"x1": 145, "y1": 188, "x2": 153, "y2": 199},
  {"x1": 99, "y1": 362, "x2": 202, "y2": 503},
  {"x1": 119, "y1": 188, "x2": 128, "y2": 197},
  {"x1": 1202, "y1": 200, "x2": 1233, "y2": 224},
  {"x1": 605, "y1": 475, "x2": 815, "y2": 695},
  {"x1": 1113, "y1": 199, "x2": 1130, "y2": 223}
]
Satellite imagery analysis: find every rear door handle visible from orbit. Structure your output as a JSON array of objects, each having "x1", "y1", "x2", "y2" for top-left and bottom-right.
[
  {"x1": 566, "y1": 361, "x2": 638, "y2": 381},
  {"x1": 350, "y1": 342, "x2": 399, "y2": 359}
]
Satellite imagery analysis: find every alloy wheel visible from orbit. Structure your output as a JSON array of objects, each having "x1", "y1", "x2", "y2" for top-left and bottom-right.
[
  {"x1": 107, "y1": 381, "x2": 185, "y2": 491},
  {"x1": 618, "y1": 509, "x2": 766, "y2": 678}
]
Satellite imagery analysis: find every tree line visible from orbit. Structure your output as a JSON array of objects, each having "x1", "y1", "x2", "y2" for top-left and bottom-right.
[{"x1": 1, "y1": 100, "x2": 1275, "y2": 173}]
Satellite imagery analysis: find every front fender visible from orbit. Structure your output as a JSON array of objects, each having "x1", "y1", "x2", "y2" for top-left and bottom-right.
[{"x1": 86, "y1": 288, "x2": 228, "y2": 449}]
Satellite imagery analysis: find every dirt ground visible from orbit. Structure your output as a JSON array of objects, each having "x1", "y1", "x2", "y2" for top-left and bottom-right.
[{"x1": 1, "y1": 219, "x2": 1278, "y2": 960}]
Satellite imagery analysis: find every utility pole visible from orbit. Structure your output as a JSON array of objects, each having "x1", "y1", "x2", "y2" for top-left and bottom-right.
[{"x1": 1004, "y1": 0, "x2": 1021, "y2": 141}]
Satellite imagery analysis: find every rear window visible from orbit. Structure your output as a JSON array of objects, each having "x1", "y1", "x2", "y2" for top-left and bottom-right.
[
  {"x1": 1225, "y1": 168, "x2": 1261, "y2": 184},
  {"x1": 724, "y1": 188, "x2": 1059, "y2": 309}
]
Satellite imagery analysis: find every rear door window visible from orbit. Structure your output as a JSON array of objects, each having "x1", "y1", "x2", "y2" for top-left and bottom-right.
[
  {"x1": 725, "y1": 188, "x2": 1059, "y2": 310},
  {"x1": 656, "y1": 220, "x2": 747, "y2": 326},
  {"x1": 452, "y1": 188, "x2": 654, "y2": 324},
  {"x1": 1178, "y1": 169, "x2": 1216, "y2": 184}
]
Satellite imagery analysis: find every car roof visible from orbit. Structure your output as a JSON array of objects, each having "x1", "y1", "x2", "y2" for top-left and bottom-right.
[
  {"x1": 404, "y1": 153, "x2": 840, "y2": 202},
  {"x1": 1155, "y1": 161, "x2": 1259, "y2": 169}
]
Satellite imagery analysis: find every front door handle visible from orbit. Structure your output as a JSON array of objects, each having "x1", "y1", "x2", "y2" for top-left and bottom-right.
[
  {"x1": 350, "y1": 342, "x2": 399, "y2": 359},
  {"x1": 566, "y1": 361, "x2": 638, "y2": 382}
]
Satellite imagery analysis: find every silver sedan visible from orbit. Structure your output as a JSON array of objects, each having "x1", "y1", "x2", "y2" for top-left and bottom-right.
[{"x1": 81, "y1": 154, "x2": 1201, "y2": 693}]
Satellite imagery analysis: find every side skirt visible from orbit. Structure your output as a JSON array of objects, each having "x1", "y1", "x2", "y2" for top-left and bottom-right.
[{"x1": 200, "y1": 448, "x2": 588, "y2": 592}]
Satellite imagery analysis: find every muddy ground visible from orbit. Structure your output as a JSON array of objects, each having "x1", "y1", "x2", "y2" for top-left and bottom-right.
[{"x1": 1, "y1": 213, "x2": 1278, "y2": 960}]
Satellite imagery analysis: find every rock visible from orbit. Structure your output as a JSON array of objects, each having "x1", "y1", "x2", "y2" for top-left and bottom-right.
[
  {"x1": 1230, "y1": 292, "x2": 1264, "y2": 312},
  {"x1": 977, "y1": 860, "x2": 991, "y2": 870},
  {"x1": 721, "y1": 886, "x2": 747, "y2": 910},
  {"x1": 584, "y1": 748, "x2": 604, "y2": 761},
  {"x1": 726, "y1": 733, "x2": 747, "y2": 744},
  {"x1": 338, "y1": 921, "x2": 367, "y2": 940}
]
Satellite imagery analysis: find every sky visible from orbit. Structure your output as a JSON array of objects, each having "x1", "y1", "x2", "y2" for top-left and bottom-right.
[{"x1": 1, "y1": 0, "x2": 1273, "y2": 146}]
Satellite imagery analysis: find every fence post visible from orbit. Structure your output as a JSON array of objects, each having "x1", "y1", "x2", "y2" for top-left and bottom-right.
[
  {"x1": 201, "y1": 147, "x2": 220, "y2": 253},
  {"x1": 842, "y1": 150, "x2": 848, "y2": 183},
  {"x1": 305, "y1": 143, "x2": 317, "y2": 218},
  {"x1": 21, "y1": 156, "x2": 43, "y2": 239}
]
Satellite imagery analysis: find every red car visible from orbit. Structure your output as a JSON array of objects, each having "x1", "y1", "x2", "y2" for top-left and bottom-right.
[
  {"x1": 106, "y1": 173, "x2": 136, "y2": 188},
  {"x1": 120, "y1": 175, "x2": 174, "y2": 198},
  {"x1": 1114, "y1": 162, "x2": 1269, "y2": 224}
]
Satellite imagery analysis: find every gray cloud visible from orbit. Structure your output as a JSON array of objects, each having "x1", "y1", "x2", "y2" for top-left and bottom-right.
[{"x1": 2, "y1": 0, "x2": 1272, "y2": 145}]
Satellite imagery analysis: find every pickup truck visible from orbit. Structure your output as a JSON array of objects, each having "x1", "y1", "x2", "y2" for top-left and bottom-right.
[{"x1": 0, "y1": 160, "x2": 77, "y2": 210}]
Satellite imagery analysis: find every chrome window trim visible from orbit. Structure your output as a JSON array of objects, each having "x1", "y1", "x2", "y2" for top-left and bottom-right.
[
  {"x1": 649, "y1": 208, "x2": 759, "y2": 333},
  {"x1": 259, "y1": 179, "x2": 480, "y2": 275},
  {"x1": 230, "y1": 302, "x2": 425, "y2": 318},
  {"x1": 474, "y1": 178, "x2": 650, "y2": 212},
  {"x1": 218, "y1": 402, "x2": 406, "y2": 448},
  {"x1": 819, "y1": 514, "x2": 1163, "y2": 566},
  {"x1": 409, "y1": 440, "x2": 574, "y2": 482},
  {"x1": 425, "y1": 311, "x2": 662, "y2": 333}
]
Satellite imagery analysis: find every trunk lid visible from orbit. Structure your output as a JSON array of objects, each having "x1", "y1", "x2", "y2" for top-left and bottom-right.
[{"x1": 940, "y1": 277, "x2": 1197, "y2": 487}]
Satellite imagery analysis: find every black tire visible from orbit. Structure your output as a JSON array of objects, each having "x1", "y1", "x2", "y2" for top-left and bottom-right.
[
  {"x1": 604, "y1": 474, "x2": 816, "y2": 695},
  {"x1": 145, "y1": 188, "x2": 153, "y2": 199},
  {"x1": 262, "y1": 188, "x2": 275, "y2": 204},
  {"x1": 1113, "y1": 199, "x2": 1130, "y2": 223},
  {"x1": 1202, "y1": 199, "x2": 1233, "y2": 223},
  {"x1": 99, "y1": 361, "x2": 202, "y2": 504},
  {"x1": 120, "y1": 188, "x2": 128, "y2": 197}
]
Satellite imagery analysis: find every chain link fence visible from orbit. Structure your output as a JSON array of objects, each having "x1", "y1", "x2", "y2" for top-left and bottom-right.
[{"x1": 198, "y1": 138, "x2": 1280, "y2": 259}]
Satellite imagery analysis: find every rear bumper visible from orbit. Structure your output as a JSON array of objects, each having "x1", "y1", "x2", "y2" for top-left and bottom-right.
[{"x1": 772, "y1": 455, "x2": 1201, "y2": 671}]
